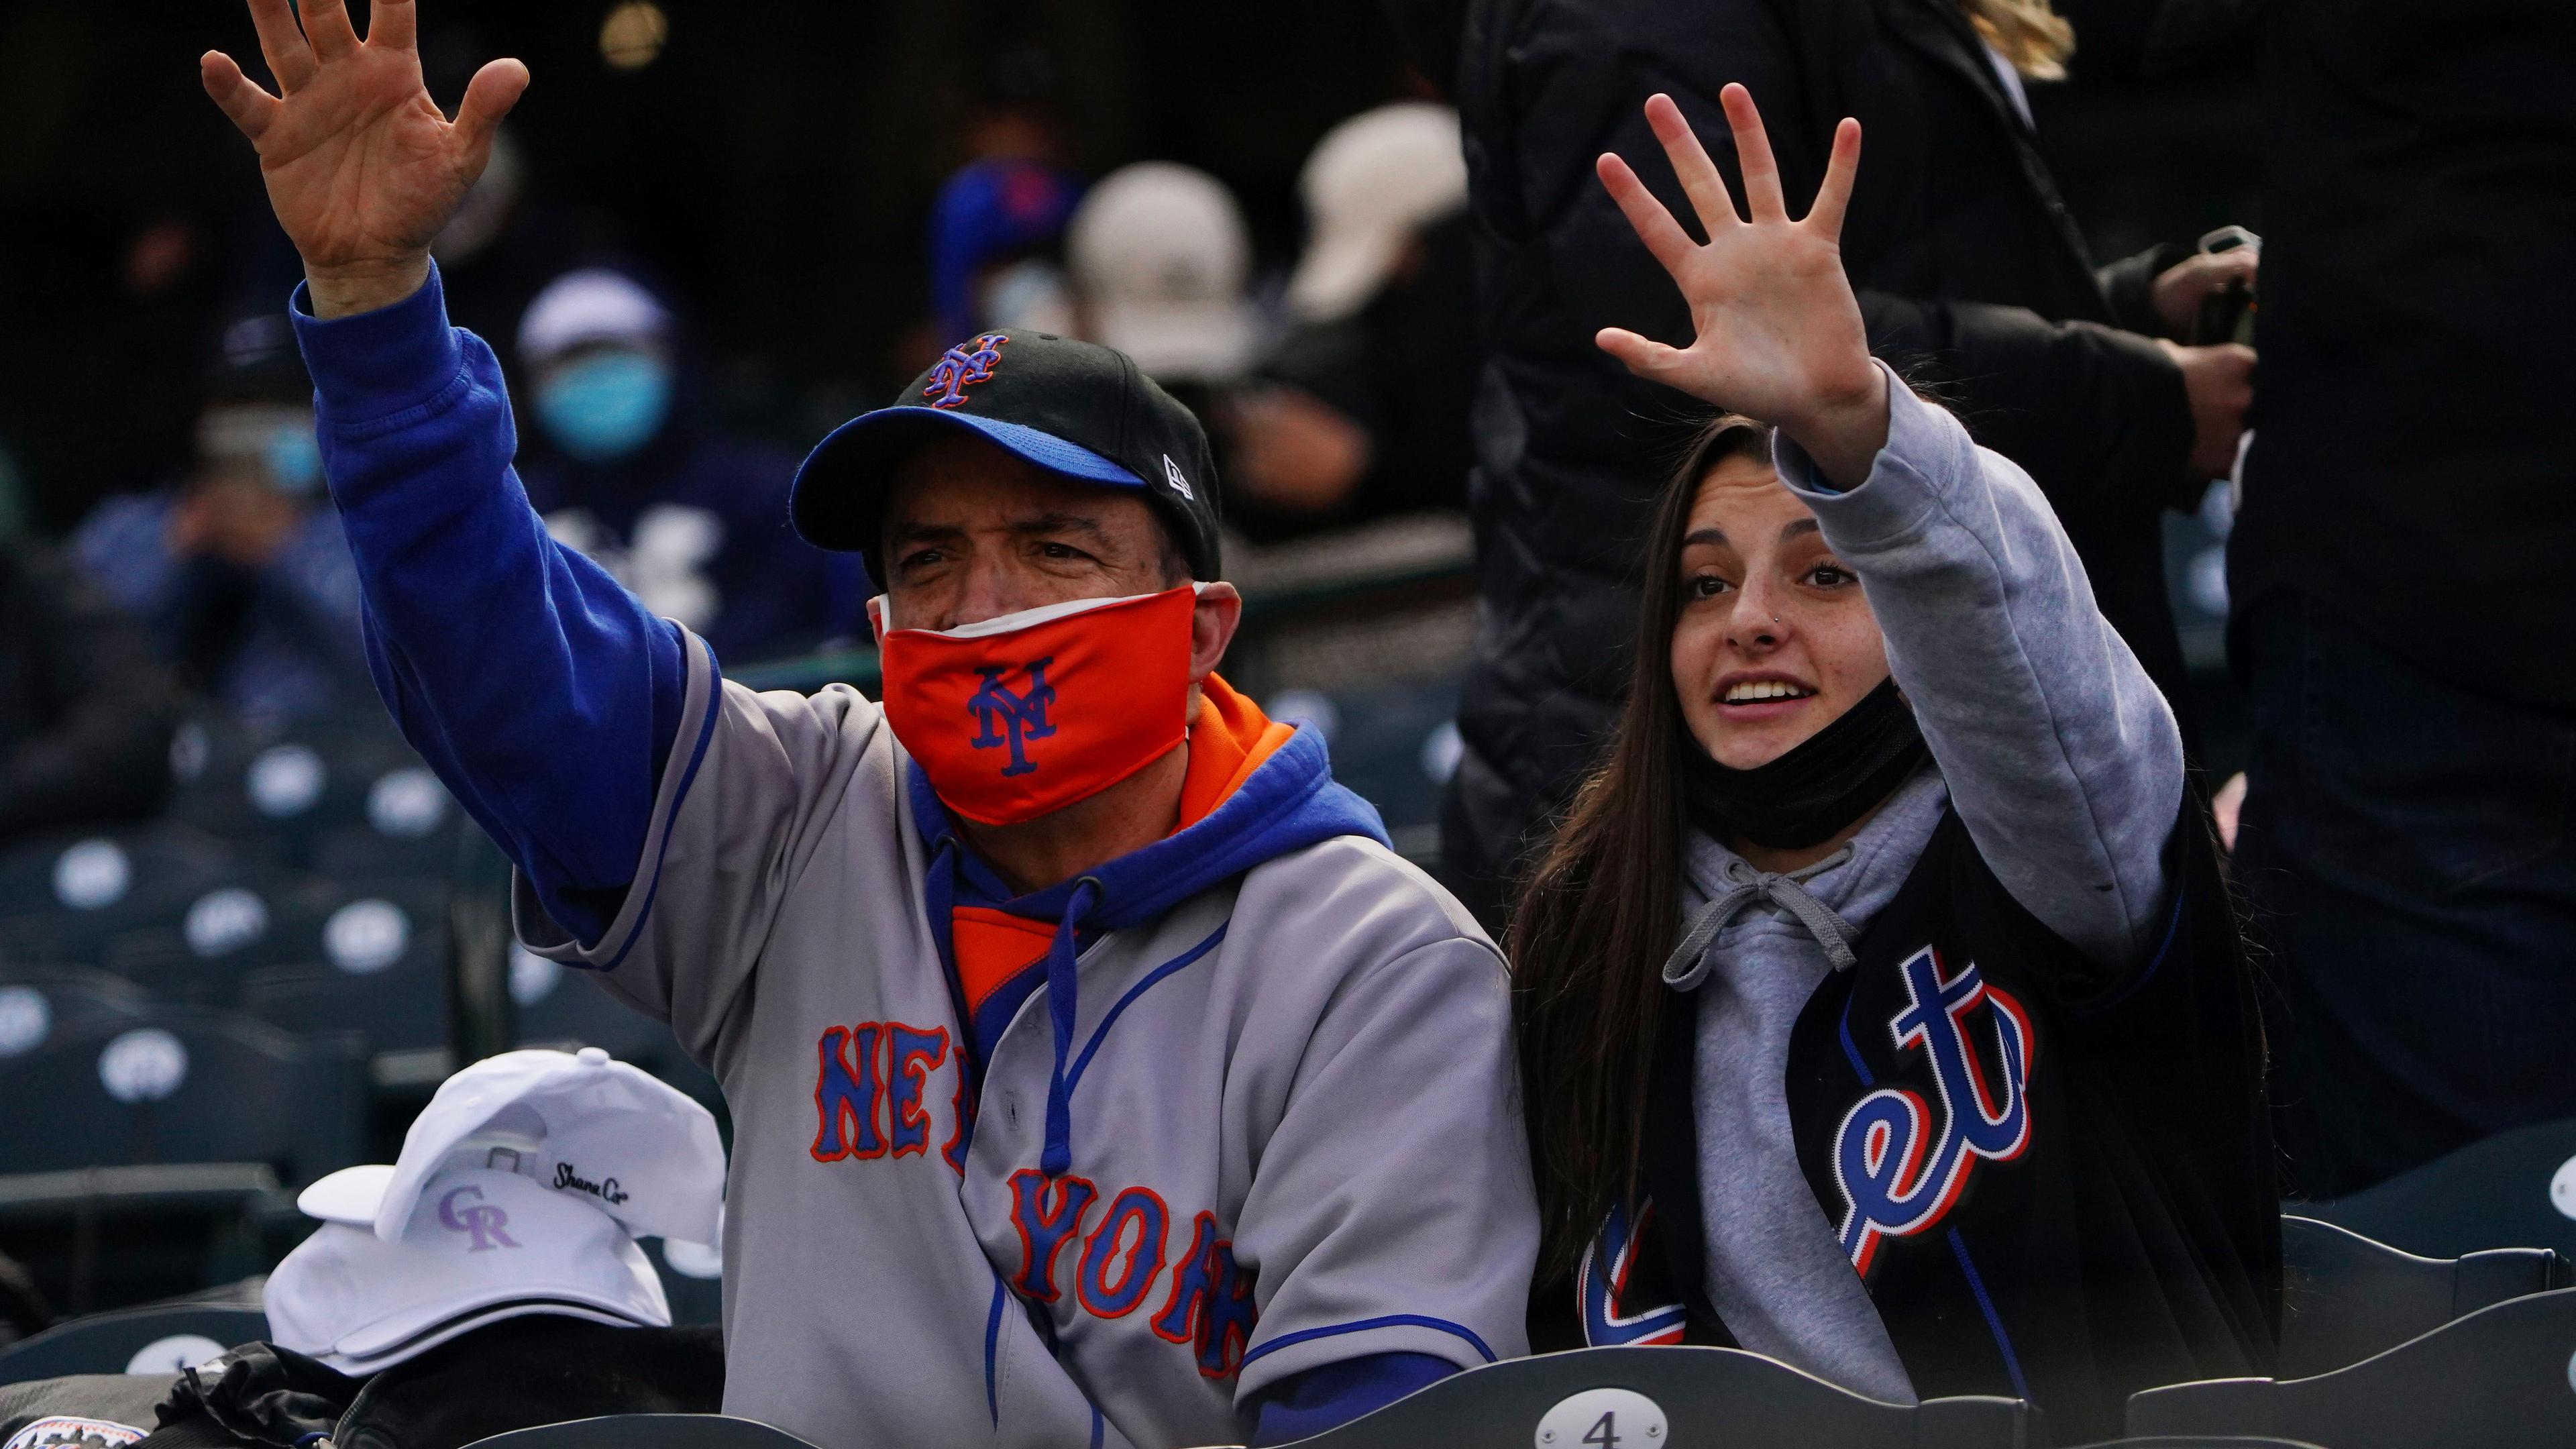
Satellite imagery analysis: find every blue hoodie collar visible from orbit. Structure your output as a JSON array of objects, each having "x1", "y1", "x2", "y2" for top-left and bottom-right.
[{"x1": 908, "y1": 724, "x2": 1387, "y2": 1175}]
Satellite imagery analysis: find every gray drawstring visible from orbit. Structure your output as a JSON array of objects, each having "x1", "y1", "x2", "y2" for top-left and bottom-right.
[{"x1": 1662, "y1": 844, "x2": 1860, "y2": 988}]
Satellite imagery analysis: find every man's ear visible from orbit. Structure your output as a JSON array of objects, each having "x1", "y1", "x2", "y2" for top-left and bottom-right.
[
  {"x1": 1188, "y1": 582, "x2": 1242, "y2": 684},
  {"x1": 866, "y1": 594, "x2": 888, "y2": 643}
]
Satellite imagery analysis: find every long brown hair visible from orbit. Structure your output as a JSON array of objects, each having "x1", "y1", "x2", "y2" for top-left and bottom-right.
[{"x1": 1508, "y1": 415, "x2": 1775, "y2": 1277}]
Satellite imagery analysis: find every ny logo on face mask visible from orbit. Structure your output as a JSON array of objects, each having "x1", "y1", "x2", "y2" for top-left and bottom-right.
[
  {"x1": 437, "y1": 1185, "x2": 522, "y2": 1252},
  {"x1": 967, "y1": 659, "x2": 1058, "y2": 777},
  {"x1": 923, "y1": 332, "x2": 1009, "y2": 409}
]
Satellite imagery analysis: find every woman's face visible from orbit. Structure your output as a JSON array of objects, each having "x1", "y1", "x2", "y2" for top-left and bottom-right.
[{"x1": 1669, "y1": 455, "x2": 1890, "y2": 770}]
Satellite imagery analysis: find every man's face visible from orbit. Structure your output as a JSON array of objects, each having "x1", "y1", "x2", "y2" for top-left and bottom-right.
[{"x1": 878, "y1": 435, "x2": 1174, "y2": 631}]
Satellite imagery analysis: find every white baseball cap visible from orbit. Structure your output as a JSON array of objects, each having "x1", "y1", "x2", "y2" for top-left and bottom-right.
[
  {"x1": 299, "y1": 1046, "x2": 724, "y2": 1246},
  {"x1": 1067, "y1": 162, "x2": 1256, "y2": 384},
  {"x1": 1286, "y1": 102, "x2": 1467, "y2": 323},
  {"x1": 518, "y1": 269, "x2": 672, "y2": 366},
  {"x1": 266, "y1": 1168, "x2": 672, "y2": 1375}
]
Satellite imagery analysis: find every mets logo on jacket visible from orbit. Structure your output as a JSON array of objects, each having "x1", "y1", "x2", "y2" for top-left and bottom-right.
[{"x1": 1829, "y1": 945, "x2": 2034, "y2": 1277}]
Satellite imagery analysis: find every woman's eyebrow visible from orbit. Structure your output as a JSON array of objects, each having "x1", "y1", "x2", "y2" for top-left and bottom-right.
[
  {"x1": 1780, "y1": 518, "x2": 1821, "y2": 541},
  {"x1": 1682, "y1": 527, "x2": 1729, "y2": 548}
]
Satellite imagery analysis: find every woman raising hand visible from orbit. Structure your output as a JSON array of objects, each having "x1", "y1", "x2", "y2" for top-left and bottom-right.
[{"x1": 1511, "y1": 87, "x2": 2275, "y2": 1442}]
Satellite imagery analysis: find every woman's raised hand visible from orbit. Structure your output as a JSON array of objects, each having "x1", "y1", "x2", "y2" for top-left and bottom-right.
[
  {"x1": 200, "y1": 0, "x2": 527, "y2": 319},
  {"x1": 1595, "y1": 87, "x2": 1889, "y2": 486}
]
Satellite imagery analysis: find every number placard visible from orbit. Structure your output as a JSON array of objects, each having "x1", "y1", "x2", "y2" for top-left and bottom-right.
[{"x1": 1536, "y1": 1387, "x2": 1669, "y2": 1448}]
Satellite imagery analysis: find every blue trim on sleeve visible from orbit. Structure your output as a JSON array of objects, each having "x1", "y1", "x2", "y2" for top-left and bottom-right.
[
  {"x1": 1945, "y1": 1228, "x2": 2031, "y2": 1401},
  {"x1": 1245, "y1": 1352, "x2": 1458, "y2": 1446},
  {"x1": 593, "y1": 635, "x2": 725, "y2": 972},
  {"x1": 1238, "y1": 1313, "x2": 1498, "y2": 1369}
]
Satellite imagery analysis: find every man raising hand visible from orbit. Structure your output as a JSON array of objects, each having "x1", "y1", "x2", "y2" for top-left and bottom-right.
[{"x1": 201, "y1": 5, "x2": 1538, "y2": 1447}]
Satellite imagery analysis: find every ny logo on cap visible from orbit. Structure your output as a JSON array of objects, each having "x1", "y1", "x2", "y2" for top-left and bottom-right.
[
  {"x1": 924, "y1": 332, "x2": 1010, "y2": 409},
  {"x1": 438, "y1": 1185, "x2": 522, "y2": 1252},
  {"x1": 966, "y1": 659, "x2": 1057, "y2": 777}
]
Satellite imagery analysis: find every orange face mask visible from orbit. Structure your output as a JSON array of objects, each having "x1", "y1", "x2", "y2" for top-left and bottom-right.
[{"x1": 874, "y1": 586, "x2": 1199, "y2": 826}]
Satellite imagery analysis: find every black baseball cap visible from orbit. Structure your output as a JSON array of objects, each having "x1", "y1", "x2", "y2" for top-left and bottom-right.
[{"x1": 789, "y1": 329, "x2": 1224, "y2": 590}]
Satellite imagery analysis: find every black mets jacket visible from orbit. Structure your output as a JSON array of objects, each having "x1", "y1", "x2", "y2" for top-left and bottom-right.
[{"x1": 1566, "y1": 801, "x2": 2278, "y2": 1444}]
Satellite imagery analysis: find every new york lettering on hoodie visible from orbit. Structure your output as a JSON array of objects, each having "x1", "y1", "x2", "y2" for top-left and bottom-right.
[{"x1": 287, "y1": 266, "x2": 1538, "y2": 1449}]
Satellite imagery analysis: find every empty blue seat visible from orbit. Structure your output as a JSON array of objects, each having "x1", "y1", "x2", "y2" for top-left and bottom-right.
[
  {"x1": 2279, "y1": 1214, "x2": 2567, "y2": 1377},
  {"x1": 0, "y1": 1303, "x2": 267, "y2": 1386},
  {"x1": 2298, "y1": 1117, "x2": 2576, "y2": 1265},
  {"x1": 0, "y1": 1006, "x2": 363, "y2": 1185},
  {"x1": 464, "y1": 1417, "x2": 818, "y2": 1449},
  {"x1": 1273, "y1": 1345, "x2": 2033, "y2": 1448},
  {"x1": 2127, "y1": 1287, "x2": 2576, "y2": 1448}
]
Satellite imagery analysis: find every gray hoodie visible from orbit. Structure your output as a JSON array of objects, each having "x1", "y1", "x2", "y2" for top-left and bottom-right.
[{"x1": 1677, "y1": 368, "x2": 2184, "y2": 1400}]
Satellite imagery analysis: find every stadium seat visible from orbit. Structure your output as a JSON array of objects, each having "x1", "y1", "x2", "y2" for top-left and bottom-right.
[
  {"x1": 0, "y1": 826, "x2": 240, "y2": 966},
  {"x1": 462, "y1": 1417, "x2": 820, "y2": 1449},
  {"x1": 166, "y1": 711, "x2": 425, "y2": 871},
  {"x1": 1271, "y1": 1345, "x2": 2034, "y2": 1448},
  {"x1": 642, "y1": 1237, "x2": 722, "y2": 1327},
  {"x1": 0, "y1": 1303, "x2": 267, "y2": 1386},
  {"x1": 0, "y1": 1006, "x2": 364, "y2": 1185},
  {"x1": 2278, "y1": 1214, "x2": 2568, "y2": 1377},
  {"x1": 2296, "y1": 1116, "x2": 2576, "y2": 1264},
  {"x1": 510, "y1": 945, "x2": 719, "y2": 1108},
  {"x1": 96, "y1": 867, "x2": 347, "y2": 1006},
  {"x1": 0, "y1": 967, "x2": 152, "y2": 1063},
  {"x1": 2125, "y1": 1286, "x2": 2576, "y2": 1448},
  {"x1": 2061, "y1": 1440, "x2": 2324, "y2": 1448}
]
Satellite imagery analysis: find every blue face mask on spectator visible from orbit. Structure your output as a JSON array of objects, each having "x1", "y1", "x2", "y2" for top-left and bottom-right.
[
  {"x1": 264, "y1": 423, "x2": 325, "y2": 496},
  {"x1": 537, "y1": 351, "x2": 673, "y2": 462}
]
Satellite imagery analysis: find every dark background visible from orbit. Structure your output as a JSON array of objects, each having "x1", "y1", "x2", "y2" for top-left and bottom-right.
[{"x1": 0, "y1": 0, "x2": 2258, "y2": 537}]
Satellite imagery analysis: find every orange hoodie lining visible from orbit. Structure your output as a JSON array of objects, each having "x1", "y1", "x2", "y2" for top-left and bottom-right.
[{"x1": 951, "y1": 674, "x2": 1285, "y2": 1017}]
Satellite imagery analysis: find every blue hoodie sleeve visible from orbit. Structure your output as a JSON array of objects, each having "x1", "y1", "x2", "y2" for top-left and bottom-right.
[
  {"x1": 290, "y1": 266, "x2": 684, "y2": 946},
  {"x1": 1246, "y1": 1353, "x2": 1454, "y2": 1444}
]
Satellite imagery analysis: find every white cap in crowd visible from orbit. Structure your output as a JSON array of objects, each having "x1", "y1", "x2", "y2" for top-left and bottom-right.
[
  {"x1": 268, "y1": 1169, "x2": 672, "y2": 1375},
  {"x1": 517, "y1": 269, "x2": 672, "y2": 367},
  {"x1": 1286, "y1": 102, "x2": 1468, "y2": 323},
  {"x1": 1067, "y1": 162, "x2": 1255, "y2": 384},
  {"x1": 265, "y1": 1047, "x2": 724, "y2": 1374}
]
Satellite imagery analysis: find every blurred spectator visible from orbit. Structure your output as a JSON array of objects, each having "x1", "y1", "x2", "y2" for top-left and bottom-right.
[
  {"x1": 515, "y1": 269, "x2": 855, "y2": 661},
  {"x1": 428, "y1": 127, "x2": 584, "y2": 388},
  {"x1": 927, "y1": 157, "x2": 1087, "y2": 345},
  {"x1": 72, "y1": 312, "x2": 372, "y2": 728},
  {"x1": 1223, "y1": 102, "x2": 1477, "y2": 540},
  {"x1": 0, "y1": 536, "x2": 178, "y2": 845},
  {"x1": 2231, "y1": 0, "x2": 2576, "y2": 1197},
  {"x1": 1436, "y1": 0, "x2": 2257, "y2": 922},
  {"x1": 1067, "y1": 162, "x2": 1259, "y2": 390}
]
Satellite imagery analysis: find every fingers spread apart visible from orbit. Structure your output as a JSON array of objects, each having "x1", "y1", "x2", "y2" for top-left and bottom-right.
[
  {"x1": 1595, "y1": 151, "x2": 1699, "y2": 278},
  {"x1": 201, "y1": 51, "x2": 281, "y2": 142}
]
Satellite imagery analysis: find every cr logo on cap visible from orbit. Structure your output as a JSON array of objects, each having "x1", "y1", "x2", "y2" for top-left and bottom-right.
[
  {"x1": 439, "y1": 1185, "x2": 522, "y2": 1252},
  {"x1": 924, "y1": 332, "x2": 1009, "y2": 409}
]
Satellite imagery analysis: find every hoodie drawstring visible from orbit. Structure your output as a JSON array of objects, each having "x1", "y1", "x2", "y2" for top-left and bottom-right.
[
  {"x1": 1662, "y1": 843, "x2": 1859, "y2": 989},
  {"x1": 1040, "y1": 875, "x2": 1104, "y2": 1177}
]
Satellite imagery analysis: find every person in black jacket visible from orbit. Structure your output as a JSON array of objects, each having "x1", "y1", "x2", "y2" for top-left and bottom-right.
[
  {"x1": 0, "y1": 539, "x2": 178, "y2": 845},
  {"x1": 2229, "y1": 0, "x2": 2576, "y2": 1198},
  {"x1": 1509, "y1": 89, "x2": 2272, "y2": 1439},
  {"x1": 1436, "y1": 0, "x2": 2257, "y2": 922}
]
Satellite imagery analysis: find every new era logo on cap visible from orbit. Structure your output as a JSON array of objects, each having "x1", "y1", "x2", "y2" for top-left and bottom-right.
[{"x1": 1163, "y1": 454, "x2": 1193, "y2": 500}]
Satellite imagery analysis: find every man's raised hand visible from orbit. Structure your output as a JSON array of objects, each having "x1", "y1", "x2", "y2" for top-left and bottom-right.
[
  {"x1": 201, "y1": 0, "x2": 527, "y2": 319},
  {"x1": 1595, "y1": 87, "x2": 1889, "y2": 487}
]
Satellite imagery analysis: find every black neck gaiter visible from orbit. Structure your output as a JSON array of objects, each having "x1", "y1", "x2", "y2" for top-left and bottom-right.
[{"x1": 1683, "y1": 676, "x2": 1929, "y2": 849}]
